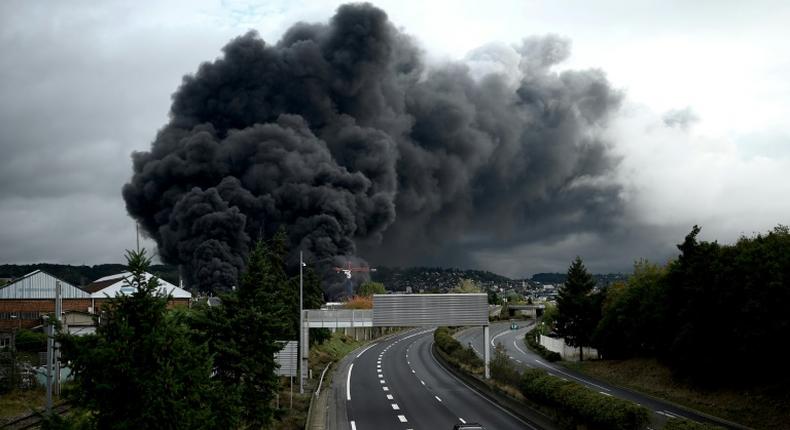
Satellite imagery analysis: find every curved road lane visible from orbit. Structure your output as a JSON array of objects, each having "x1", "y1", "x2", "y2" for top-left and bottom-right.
[
  {"x1": 341, "y1": 329, "x2": 542, "y2": 430},
  {"x1": 456, "y1": 322, "x2": 744, "y2": 430}
]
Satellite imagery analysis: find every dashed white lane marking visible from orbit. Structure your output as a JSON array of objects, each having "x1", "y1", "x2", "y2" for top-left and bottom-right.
[
  {"x1": 380, "y1": 379, "x2": 385, "y2": 384},
  {"x1": 356, "y1": 344, "x2": 375, "y2": 358},
  {"x1": 533, "y1": 359, "x2": 611, "y2": 391},
  {"x1": 599, "y1": 391, "x2": 612, "y2": 397},
  {"x1": 420, "y1": 380, "x2": 425, "y2": 385},
  {"x1": 391, "y1": 403, "x2": 400, "y2": 410},
  {"x1": 411, "y1": 370, "x2": 415, "y2": 373},
  {"x1": 397, "y1": 415, "x2": 407, "y2": 422},
  {"x1": 350, "y1": 420, "x2": 357, "y2": 430},
  {"x1": 346, "y1": 363, "x2": 354, "y2": 401},
  {"x1": 459, "y1": 417, "x2": 466, "y2": 424},
  {"x1": 657, "y1": 410, "x2": 682, "y2": 419},
  {"x1": 383, "y1": 386, "x2": 389, "y2": 391},
  {"x1": 435, "y1": 396, "x2": 442, "y2": 402},
  {"x1": 386, "y1": 394, "x2": 393, "y2": 400}
]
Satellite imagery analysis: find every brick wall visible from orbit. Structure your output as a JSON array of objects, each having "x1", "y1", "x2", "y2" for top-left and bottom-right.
[{"x1": 1, "y1": 297, "x2": 190, "y2": 332}]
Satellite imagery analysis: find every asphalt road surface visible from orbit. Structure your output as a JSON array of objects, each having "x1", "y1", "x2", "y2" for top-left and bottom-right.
[
  {"x1": 332, "y1": 329, "x2": 543, "y2": 430},
  {"x1": 456, "y1": 321, "x2": 744, "y2": 430}
]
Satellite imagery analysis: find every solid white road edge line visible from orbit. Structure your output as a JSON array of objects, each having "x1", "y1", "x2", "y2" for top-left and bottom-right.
[
  {"x1": 490, "y1": 328, "x2": 510, "y2": 346},
  {"x1": 356, "y1": 344, "x2": 375, "y2": 358},
  {"x1": 533, "y1": 359, "x2": 611, "y2": 391},
  {"x1": 350, "y1": 420, "x2": 356, "y2": 430},
  {"x1": 346, "y1": 363, "x2": 354, "y2": 401},
  {"x1": 513, "y1": 339, "x2": 529, "y2": 356}
]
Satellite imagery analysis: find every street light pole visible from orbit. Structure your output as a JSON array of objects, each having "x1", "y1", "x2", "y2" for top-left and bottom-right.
[
  {"x1": 299, "y1": 250, "x2": 304, "y2": 394},
  {"x1": 43, "y1": 315, "x2": 52, "y2": 414}
]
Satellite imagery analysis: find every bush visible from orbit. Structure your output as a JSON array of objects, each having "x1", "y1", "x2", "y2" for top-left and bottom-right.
[
  {"x1": 525, "y1": 328, "x2": 562, "y2": 362},
  {"x1": 490, "y1": 343, "x2": 519, "y2": 384},
  {"x1": 663, "y1": 418, "x2": 725, "y2": 430},
  {"x1": 519, "y1": 368, "x2": 650, "y2": 430},
  {"x1": 434, "y1": 327, "x2": 484, "y2": 374},
  {"x1": 15, "y1": 328, "x2": 46, "y2": 352}
]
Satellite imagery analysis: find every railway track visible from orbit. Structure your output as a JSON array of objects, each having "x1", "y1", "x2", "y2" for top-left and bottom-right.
[{"x1": 1, "y1": 403, "x2": 72, "y2": 430}]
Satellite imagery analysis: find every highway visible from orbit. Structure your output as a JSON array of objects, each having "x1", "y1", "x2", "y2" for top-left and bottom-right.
[
  {"x1": 330, "y1": 329, "x2": 545, "y2": 430},
  {"x1": 456, "y1": 321, "x2": 742, "y2": 429}
]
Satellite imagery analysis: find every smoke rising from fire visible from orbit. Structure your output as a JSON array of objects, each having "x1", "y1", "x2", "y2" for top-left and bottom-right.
[{"x1": 123, "y1": 3, "x2": 623, "y2": 296}]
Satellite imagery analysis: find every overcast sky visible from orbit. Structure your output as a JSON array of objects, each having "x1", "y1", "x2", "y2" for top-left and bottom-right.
[{"x1": 1, "y1": 0, "x2": 789, "y2": 276}]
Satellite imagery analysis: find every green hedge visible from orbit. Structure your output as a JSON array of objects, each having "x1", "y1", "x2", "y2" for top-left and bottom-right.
[
  {"x1": 489, "y1": 343, "x2": 520, "y2": 384},
  {"x1": 519, "y1": 368, "x2": 650, "y2": 430},
  {"x1": 524, "y1": 328, "x2": 562, "y2": 362},
  {"x1": 434, "y1": 327, "x2": 484, "y2": 374},
  {"x1": 15, "y1": 328, "x2": 47, "y2": 352},
  {"x1": 662, "y1": 418, "x2": 725, "y2": 430}
]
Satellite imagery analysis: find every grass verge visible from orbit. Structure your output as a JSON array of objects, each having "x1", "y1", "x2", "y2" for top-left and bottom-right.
[
  {"x1": 0, "y1": 388, "x2": 45, "y2": 422},
  {"x1": 565, "y1": 358, "x2": 790, "y2": 430},
  {"x1": 272, "y1": 331, "x2": 365, "y2": 430}
]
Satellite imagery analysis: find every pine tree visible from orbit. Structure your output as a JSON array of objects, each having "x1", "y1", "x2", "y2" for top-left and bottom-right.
[
  {"x1": 59, "y1": 249, "x2": 218, "y2": 430},
  {"x1": 198, "y1": 240, "x2": 286, "y2": 428},
  {"x1": 555, "y1": 256, "x2": 598, "y2": 360}
]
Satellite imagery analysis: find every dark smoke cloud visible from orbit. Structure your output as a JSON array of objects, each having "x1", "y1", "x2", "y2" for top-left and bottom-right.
[{"x1": 123, "y1": 3, "x2": 623, "y2": 295}]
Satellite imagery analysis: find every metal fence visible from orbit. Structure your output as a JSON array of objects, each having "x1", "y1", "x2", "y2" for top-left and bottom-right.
[{"x1": 304, "y1": 310, "x2": 373, "y2": 328}]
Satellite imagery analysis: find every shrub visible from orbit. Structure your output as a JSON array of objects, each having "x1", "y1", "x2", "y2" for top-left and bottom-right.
[
  {"x1": 434, "y1": 327, "x2": 483, "y2": 373},
  {"x1": 343, "y1": 295, "x2": 373, "y2": 309},
  {"x1": 490, "y1": 342, "x2": 519, "y2": 384},
  {"x1": 15, "y1": 328, "x2": 47, "y2": 352},
  {"x1": 519, "y1": 367, "x2": 650, "y2": 430}
]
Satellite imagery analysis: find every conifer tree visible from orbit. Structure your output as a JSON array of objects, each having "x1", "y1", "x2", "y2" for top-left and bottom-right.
[
  {"x1": 60, "y1": 249, "x2": 218, "y2": 430},
  {"x1": 555, "y1": 256, "x2": 598, "y2": 360}
]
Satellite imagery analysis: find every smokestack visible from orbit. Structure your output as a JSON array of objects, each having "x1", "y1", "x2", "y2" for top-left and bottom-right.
[{"x1": 123, "y1": 4, "x2": 623, "y2": 297}]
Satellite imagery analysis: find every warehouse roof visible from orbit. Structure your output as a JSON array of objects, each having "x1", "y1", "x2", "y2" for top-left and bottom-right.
[
  {"x1": 85, "y1": 272, "x2": 191, "y2": 299},
  {"x1": 0, "y1": 270, "x2": 90, "y2": 299}
]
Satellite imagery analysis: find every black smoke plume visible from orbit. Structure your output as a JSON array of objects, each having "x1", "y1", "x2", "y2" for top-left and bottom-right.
[{"x1": 123, "y1": 3, "x2": 623, "y2": 296}]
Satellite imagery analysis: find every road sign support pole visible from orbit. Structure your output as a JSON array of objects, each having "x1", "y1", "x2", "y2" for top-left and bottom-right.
[{"x1": 484, "y1": 324, "x2": 490, "y2": 379}]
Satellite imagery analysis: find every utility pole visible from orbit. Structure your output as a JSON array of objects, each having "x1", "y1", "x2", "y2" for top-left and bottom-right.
[
  {"x1": 9, "y1": 315, "x2": 17, "y2": 391},
  {"x1": 54, "y1": 281, "x2": 62, "y2": 396},
  {"x1": 44, "y1": 315, "x2": 53, "y2": 414},
  {"x1": 299, "y1": 251, "x2": 304, "y2": 394}
]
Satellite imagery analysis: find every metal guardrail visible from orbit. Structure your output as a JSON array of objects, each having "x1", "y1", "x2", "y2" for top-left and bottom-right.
[{"x1": 314, "y1": 361, "x2": 332, "y2": 397}]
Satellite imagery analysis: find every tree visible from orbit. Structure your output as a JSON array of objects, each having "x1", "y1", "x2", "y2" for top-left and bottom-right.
[
  {"x1": 452, "y1": 278, "x2": 482, "y2": 293},
  {"x1": 593, "y1": 261, "x2": 669, "y2": 359},
  {"x1": 555, "y1": 256, "x2": 599, "y2": 360},
  {"x1": 59, "y1": 249, "x2": 219, "y2": 430},
  {"x1": 357, "y1": 281, "x2": 386, "y2": 296},
  {"x1": 487, "y1": 289, "x2": 502, "y2": 305},
  {"x1": 193, "y1": 240, "x2": 287, "y2": 428}
]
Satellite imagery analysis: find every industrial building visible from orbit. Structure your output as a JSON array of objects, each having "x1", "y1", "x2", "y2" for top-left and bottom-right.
[
  {"x1": 0, "y1": 270, "x2": 191, "y2": 332},
  {"x1": 0, "y1": 270, "x2": 91, "y2": 331}
]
